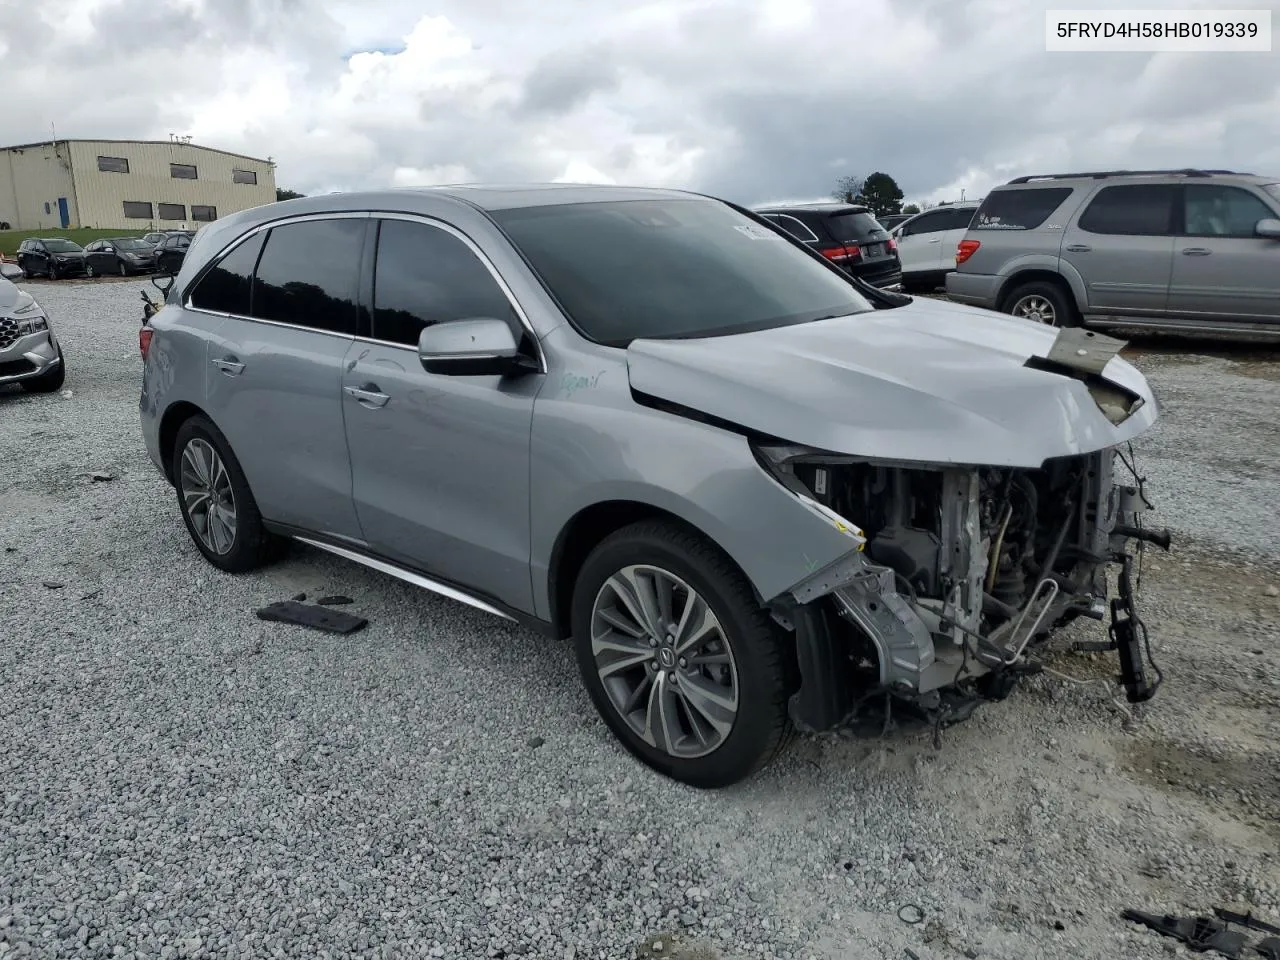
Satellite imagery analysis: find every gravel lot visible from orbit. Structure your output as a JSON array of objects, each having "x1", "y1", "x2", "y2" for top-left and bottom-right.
[{"x1": 2, "y1": 279, "x2": 1278, "y2": 960}]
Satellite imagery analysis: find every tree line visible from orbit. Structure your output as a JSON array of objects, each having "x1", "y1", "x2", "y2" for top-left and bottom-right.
[{"x1": 831, "y1": 172, "x2": 948, "y2": 218}]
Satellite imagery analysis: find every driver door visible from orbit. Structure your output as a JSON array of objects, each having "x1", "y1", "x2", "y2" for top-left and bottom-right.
[{"x1": 341, "y1": 216, "x2": 544, "y2": 614}]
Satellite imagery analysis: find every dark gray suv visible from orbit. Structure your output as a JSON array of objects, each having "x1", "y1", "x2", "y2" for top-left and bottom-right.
[{"x1": 945, "y1": 169, "x2": 1280, "y2": 337}]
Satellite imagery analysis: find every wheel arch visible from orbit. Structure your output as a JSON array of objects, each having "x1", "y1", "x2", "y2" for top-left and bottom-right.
[
  {"x1": 157, "y1": 400, "x2": 210, "y2": 484},
  {"x1": 996, "y1": 264, "x2": 1086, "y2": 314},
  {"x1": 547, "y1": 499, "x2": 762, "y2": 641}
]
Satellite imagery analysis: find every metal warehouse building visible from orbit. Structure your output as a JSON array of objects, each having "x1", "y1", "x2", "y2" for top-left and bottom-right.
[{"x1": 0, "y1": 139, "x2": 277, "y2": 231}]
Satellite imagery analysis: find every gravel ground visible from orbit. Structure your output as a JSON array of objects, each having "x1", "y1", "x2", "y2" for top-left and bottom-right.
[{"x1": 2, "y1": 279, "x2": 1278, "y2": 960}]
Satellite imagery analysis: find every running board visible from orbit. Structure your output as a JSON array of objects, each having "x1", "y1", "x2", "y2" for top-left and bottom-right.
[
  {"x1": 291, "y1": 535, "x2": 516, "y2": 622},
  {"x1": 1082, "y1": 315, "x2": 1280, "y2": 340}
]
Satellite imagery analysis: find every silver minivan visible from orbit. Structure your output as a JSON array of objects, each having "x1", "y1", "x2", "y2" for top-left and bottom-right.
[{"x1": 946, "y1": 169, "x2": 1280, "y2": 337}]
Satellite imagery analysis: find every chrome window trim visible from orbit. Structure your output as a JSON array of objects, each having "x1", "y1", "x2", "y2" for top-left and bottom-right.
[
  {"x1": 767, "y1": 213, "x2": 820, "y2": 244},
  {"x1": 183, "y1": 209, "x2": 547, "y2": 374}
]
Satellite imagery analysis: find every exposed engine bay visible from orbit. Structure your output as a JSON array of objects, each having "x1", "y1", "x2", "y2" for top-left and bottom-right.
[{"x1": 762, "y1": 443, "x2": 1171, "y2": 734}]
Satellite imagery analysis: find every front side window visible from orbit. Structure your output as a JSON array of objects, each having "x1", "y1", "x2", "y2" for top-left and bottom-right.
[
  {"x1": 1077, "y1": 184, "x2": 1176, "y2": 236},
  {"x1": 901, "y1": 211, "x2": 950, "y2": 237},
  {"x1": 1183, "y1": 185, "x2": 1276, "y2": 238},
  {"x1": 491, "y1": 197, "x2": 874, "y2": 345},
  {"x1": 251, "y1": 218, "x2": 365, "y2": 334},
  {"x1": 972, "y1": 187, "x2": 1073, "y2": 231},
  {"x1": 189, "y1": 232, "x2": 266, "y2": 316},
  {"x1": 371, "y1": 219, "x2": 517, "y2": 347}
]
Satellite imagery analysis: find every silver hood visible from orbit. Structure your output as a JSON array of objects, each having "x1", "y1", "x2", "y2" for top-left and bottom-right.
[
  {"x1": 0, "y1": 277, "x2": 20, "y2": 312},
  {"x1": 625, "y1": 297, "x2": 1159, "y2": 469}
]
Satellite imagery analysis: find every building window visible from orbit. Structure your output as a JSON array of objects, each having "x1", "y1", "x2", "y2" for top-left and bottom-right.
[
  {"x1": 192, "y1": 205, "x2": 217, "y2": 222},
  {"x1": 232, "y1": 169, "x2": 258, "y2": 185},
  {"x1": 170, "y1": 163, "x2": 198, "y2": 180},
  {"x1": 97, "y1": 156, "x2": 130, "y2": 174},
  {"x1": 158, "y1": 203, "x2": 187, "y2": 221},
  {"x1": 123, "y1": 201, "x2": 153, "y2": 219}
]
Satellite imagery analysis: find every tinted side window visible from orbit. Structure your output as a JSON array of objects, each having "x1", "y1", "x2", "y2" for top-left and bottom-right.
[
  {"x1": 972, "y1": 187, "x2": 1073, "y2": 231},
  {"x1": 942, "y1": 207, "x2": 977, "y2": 230},
  {"x1": 371, "y1": 218, "x2": 517, "y2": 347},
  {"x1": 903, "y1": 211, "x2": 950, "y2": 236},
  {"x1": 762, "y1": 214, "x2": 818, "y2": 243},
  {"x1": 1077, "y1": 185, "x2": 1176, "y2": 236},
  {"x1": 1183, "y1": 185, "x2": 1276, "y2": 238},
  {"x1": 252, "y1": 219, "x2": 365, "y2": 334},
  {"x1": 189, "y1": 232, "x2": 267, "y2": 316}
]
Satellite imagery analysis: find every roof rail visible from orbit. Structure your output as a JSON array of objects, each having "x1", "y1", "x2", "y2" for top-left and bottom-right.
[{"x1": 1006, "y1": 168, "x2": 1244, "y2": 184}]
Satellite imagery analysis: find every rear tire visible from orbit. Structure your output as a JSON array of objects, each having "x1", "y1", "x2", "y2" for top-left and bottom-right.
[
  {"x1": 570, "y1": 519, "x2": 794, "y2": 789},
  {"x1": 1003, "y1": 280, "x2": 1080, "y2": 328},
  {"x1": 85, "y1": 263, "x2": 95, "y2": 278},
  {"x1": 172, "y1": 414, "x2": 282, "y2": 573},
  {"x1": 20, "y1": 348, "x2": 65, "y2": 393}
]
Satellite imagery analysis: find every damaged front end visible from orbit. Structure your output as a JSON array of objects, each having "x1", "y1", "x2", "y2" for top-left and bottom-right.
[{"x1": 757, "y1": 440, "x2": 1170, "y2": 736}]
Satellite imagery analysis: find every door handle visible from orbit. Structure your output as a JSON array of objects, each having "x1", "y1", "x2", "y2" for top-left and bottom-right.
[
  {"x1": 1181, "y1": 247, "x2": 1212, "y2": 256},
  {"x1": 927, "y1": 238, "x2": 941, "y2": 243},
  {"x1": 1065, "y1": 244, "x2": 1091, "y2": 253},
  {"x1": 344, "y1": 384, "x2": 390, "y2": 408},
  {"x1": 210, "y1": 357, "x2": 245, "y2": 376}
]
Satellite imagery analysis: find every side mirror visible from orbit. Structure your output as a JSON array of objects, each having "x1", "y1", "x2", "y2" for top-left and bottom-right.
[
  {"x1": 0, "y1": 262, "x2": 22, "y2": 280},
  {"x1": 151, "y1": 273, "x2": 174, "y2": 297},
  {"x1": 1255, "y1": 218, "x2": 1280, "y2": 239},
  {"x1": 418, "y1": 317, "x2": 534, "y2": 376}
]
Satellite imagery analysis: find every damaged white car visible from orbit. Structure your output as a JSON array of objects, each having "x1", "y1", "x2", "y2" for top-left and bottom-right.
[{"x1": 139, "y1": 184, "x2": 1168, "y2": 788}]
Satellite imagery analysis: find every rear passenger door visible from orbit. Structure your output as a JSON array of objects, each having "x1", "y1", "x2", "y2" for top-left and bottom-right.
[
  {"x1": 1063, "y1": 183, "x2": 1177, "y2": 315},
  {"x1": 1169, "y1": 183, "x2": 1280, "y2": 323},
  {"x1": 192, "y1": 214, "x2": 370, "y2": 543},
  {"x1": 894, "y1": 210, "x2": 951, "y2": 276},
  {"x1": 340, "y1": 215, "x2": 543, "y2": 614}
]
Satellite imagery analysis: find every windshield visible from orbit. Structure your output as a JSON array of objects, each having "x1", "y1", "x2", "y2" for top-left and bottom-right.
[
  {"x1": 114, "y1": 238, "x2": 151, "y2": 250},
  {"x1": 44, "y1": 239, "x2": 83, "y2": 253},
  {"x1": 1263, "y1": 183, "x2": 1280, "y2": 205},
  {"x1": 491, "y1": 198, "x2": 874, "y2": 345},
  {"x1": 826, "y1": 211, "x2": 888, "y2": 243}
]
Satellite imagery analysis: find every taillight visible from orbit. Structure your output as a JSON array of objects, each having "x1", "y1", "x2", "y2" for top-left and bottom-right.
[
  {"x1": 887, "y1": 237, "x2": 898, "y2": 252},
  {"x1": 822, "y1": 245, "x2": 862, "y2": 263},
  {"x1": 139, "y1": 327, "x2": 153, "y2": 360},
  {"x1": 956, "y1": 239, "x2": 980, "y2": 265}
]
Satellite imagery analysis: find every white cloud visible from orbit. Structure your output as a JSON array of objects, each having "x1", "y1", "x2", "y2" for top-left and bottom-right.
[{"x1": 1, "y1": 0, "x2": 1276, "y2": 206}]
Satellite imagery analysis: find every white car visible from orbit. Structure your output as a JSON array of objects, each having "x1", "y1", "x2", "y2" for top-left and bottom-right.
[
  {"x1": 890, "y1": 202, "x2": 980, "y2": 292},
  {"x1": 0, "y1": 262, "x2": 65, "y2": 393}
]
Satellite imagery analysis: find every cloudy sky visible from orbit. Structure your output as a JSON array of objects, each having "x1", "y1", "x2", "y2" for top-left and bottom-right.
[{"x1": 1, "y1": 0, "x2": 1277, "y2": 207}]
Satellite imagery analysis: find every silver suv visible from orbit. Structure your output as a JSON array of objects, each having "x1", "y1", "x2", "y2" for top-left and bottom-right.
[
  {"x1": 0, "y1": 263, "x2": 66, "y2": 393},
  {"x1": 138, "y1": 184, "x2": 1168, "y2": 788},
  {"x1": 945, "y1": 169, "x2": 1280, "y2": 336}
]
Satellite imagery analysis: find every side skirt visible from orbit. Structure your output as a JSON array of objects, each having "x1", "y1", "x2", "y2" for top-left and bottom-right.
[{"x1": 263, "y1": 521, "x2": 557, "y2": 638}]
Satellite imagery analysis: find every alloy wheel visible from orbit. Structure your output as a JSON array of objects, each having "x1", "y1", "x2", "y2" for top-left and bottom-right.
[
  {"x1": 590, "y1": 564, "x2": 739, "y2": 759},
  {"x1": 179, "y1": 438, "x2": 238, "y2": 555},
  {"x1": 1012, "y1": 294, "x2": 1056, "y2": 325}
]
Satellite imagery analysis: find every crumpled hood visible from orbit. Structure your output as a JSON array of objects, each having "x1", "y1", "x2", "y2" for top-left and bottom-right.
[{"x1": 626, "y1": 297, "x2": 1159, "y2": 468}]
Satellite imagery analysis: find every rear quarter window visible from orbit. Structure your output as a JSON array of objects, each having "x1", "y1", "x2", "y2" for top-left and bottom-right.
[{"x1": 971, "y1": 187, "x2": 1073, "y2": 231}]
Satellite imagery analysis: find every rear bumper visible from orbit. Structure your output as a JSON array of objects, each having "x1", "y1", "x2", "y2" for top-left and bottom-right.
[
  {"x1": 853, "y1": 264, "x2": 903, "y2": 289},
  {"x1": 944, "y1": 270, "x2": 1000, "y2": 308}
]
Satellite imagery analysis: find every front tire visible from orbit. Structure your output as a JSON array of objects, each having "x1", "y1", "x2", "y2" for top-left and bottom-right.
[
  {"x1": 570, "y1": 519, "x2": 794, "y2": 789},
  {"x1": 172, "y1": 415, "x2": 281, "y2": 573}
]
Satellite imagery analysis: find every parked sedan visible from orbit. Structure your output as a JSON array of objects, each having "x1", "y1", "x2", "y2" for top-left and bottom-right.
[
  {"x1": 84, "y1": 237, "x2": 156, "y2": 277},
  {"x1": 15, "y1": 237, "x2": 89, "y2": 279}
]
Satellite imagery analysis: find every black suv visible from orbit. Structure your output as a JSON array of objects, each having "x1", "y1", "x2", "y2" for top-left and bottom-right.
[
  {"x1": 153, "y1": 232, "x2": 196, "y2": 274},
  {"x1": 16, "y1": 238, "x2": 89, "y2": 279},
  {"x1": 753, "y1": 203, "x2": 902, "y2": 289}
]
